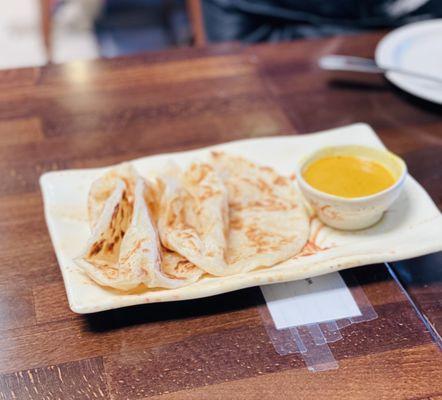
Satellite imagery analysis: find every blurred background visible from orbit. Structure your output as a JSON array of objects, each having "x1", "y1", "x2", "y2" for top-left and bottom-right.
[{"x1": 2, "y1": 0, "x2": 441, "y2": 69}]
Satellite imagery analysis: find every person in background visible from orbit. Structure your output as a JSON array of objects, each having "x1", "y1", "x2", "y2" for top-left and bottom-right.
[{"x1": 202, "y1": 0, "x2": 442, "y2": 43}]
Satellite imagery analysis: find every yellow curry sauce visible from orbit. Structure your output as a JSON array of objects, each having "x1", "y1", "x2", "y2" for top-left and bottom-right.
[{"x1": 303, "y1": 155, "x2": 396, "y2": 198}]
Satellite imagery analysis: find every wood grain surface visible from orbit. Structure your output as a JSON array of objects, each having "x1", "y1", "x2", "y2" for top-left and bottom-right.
[{"x1": 0, "y1": 32, "x2": 440, "y2": 399}]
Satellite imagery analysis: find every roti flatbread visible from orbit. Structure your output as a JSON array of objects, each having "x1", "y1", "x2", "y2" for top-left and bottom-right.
[
  {"x1": 88, "y1": 163, "x2": 137, "y2": 229},
  {"x1": 77, "y1": 164, "x2": 203, "y2": 290},
  {"x1": 78, "y1": 153, "x2": 310, "y2": 289},
  {"x1": 211, "y1": 152, "x2": 310, "y2": 273},
  {"x1": 77, "y1": 176, "x2": 147, "y2": 290},
  {"x1": 155, "y1": 162, "x2": 229, "y2": 276},
  {"x1": 156, "y1": 156, "x2": 309, "y2": 276}
]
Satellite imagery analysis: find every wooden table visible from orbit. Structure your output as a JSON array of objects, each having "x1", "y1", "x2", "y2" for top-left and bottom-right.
[{"x1": 0, "y1": 32, "x2": 441, "y2": 400}]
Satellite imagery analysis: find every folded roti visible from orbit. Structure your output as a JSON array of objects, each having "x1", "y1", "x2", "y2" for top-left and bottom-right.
[
  {"x1": 87, "y1": 163, "x2": 137, "y2": 230},
  {"x1": 211, "y1": 152, "x2": 309, "y2": 273},
  {"x1": 147, "y1": 173, "x2": 205, "y2": 283},
  {"x1": 155, "y1": 162, "x2": 229, "y2": 276},
  {"x1": 77, "y1": 164, "x2": 202, "y2": 290}
]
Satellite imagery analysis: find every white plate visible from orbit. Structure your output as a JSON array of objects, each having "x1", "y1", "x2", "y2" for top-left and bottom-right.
[
  {"x1": 40, "y1": 124, "x2": 442, "y2": 314},
  {"x1": 376, "y1": 19, "x2": 442, "y2": 104}
]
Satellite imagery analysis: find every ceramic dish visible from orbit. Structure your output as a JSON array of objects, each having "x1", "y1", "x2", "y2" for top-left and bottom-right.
[
  {"x1": 296, "y1": 145, "x2": 407, "y2": 230},
  {"x1": 40, "y1": 123, "x2": 442, "y2": 313}
]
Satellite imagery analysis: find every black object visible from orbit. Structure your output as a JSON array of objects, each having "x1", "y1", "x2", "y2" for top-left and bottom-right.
[{"x1": 202, "y1": 0, "x2": 442, "y2": 42}]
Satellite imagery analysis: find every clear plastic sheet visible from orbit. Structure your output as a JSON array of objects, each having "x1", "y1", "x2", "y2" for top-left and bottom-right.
[{"x1": 259, "y1": 271, "x2": 377, "y2": 372}]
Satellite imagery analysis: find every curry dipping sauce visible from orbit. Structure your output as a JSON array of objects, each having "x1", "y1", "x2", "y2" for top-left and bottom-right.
[
  {"x1": 297, "y1": 145, "x2": 407, "y2": 230},
  {"x1": 302, "y1": 155, "x2": 397, "y2": 198}
]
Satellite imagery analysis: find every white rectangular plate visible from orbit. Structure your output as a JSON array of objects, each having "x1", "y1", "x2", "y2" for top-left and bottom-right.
[{"x1": 40, "y1": 123, "x2": 442, "y2": 313}]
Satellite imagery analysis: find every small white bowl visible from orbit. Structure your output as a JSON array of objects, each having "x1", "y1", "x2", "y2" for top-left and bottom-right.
[{"x1": 296, "y1": 145, "x2": 407, "y2": 230}]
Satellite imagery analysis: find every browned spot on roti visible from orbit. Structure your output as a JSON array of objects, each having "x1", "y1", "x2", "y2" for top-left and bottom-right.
[
  {"x1": 273, "y1": 176, "x2": 288, "y2": 186},
  {"x1": 257, "y1": 178, "x2": 273, "y2": 194},
  {"x1": 198, "y1": 186, "x2": 221, "y2": 202},
  {"x1": 177, "y1": 260, "x2": 196, "y2": 272},
  {"x1": 245, "y1": 223, "x2": 297, "y2": 254},
  {"x1": 230, "y1": 217, "x2": 243, "y2": 230},
  {"x1": 230, "y1": 198, "x2": 294, "y2": 212},
  {"x1": 297, "y1": 240, "x2": 328, "y2": 257},
  {"x1": 295, "y1": 219, "x2": 329, "y2": 258},
  {"x1": 162, "y1": 270, "x2": 185, "y2": 280},
  {"x1": 120, "y1": 240, "x2": 143, "y2": 264},
  {"x1": 188, "y1": 163, "x2": 214, "y2": 184},
  {"x1": 88, "y1": 239, "x2": 105, "y2": 257},
  {"x1": 111, "y1": 203, "x2": 120, "y2": 220},
  {"x1": 167, "y1": 198, "x2": 187, "y2": 228},
  {"x1": 245, "y1": 225, "x2": 271, "y2": 252},
  {"x1": 96, "y1": 263, "x2": 119, "y2": 279}
]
